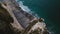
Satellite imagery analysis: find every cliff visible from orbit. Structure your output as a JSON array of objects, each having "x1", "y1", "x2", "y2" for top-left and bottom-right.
[{"x1": 0, "y1": 0, "x2": 49, "y2": 34}]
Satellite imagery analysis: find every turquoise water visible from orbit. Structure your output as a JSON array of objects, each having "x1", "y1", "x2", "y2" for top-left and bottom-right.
[{"x1": 16, "y1": 0, "x2": 60, "y2": 34}]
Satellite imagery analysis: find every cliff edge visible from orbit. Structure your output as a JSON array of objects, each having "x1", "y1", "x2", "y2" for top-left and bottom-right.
[{"x1": 0, "y1": 0, "x2": 49, "y2": 34}]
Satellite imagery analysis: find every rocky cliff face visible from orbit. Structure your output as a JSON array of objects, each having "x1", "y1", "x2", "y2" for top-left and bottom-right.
[{"x1": 0, "y1": 0, "x2": 49, "y2": 34}]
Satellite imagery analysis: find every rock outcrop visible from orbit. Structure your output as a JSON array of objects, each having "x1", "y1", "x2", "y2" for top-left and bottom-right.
[{"x1": 0, "y1": 0, "x2": 49, "y2": 34}]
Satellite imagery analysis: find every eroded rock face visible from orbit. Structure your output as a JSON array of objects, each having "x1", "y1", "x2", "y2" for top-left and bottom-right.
[
  {"x1": 0, "y1": 0, "x2": 49, "y2": 34},
  {"x1": 0, "y1": 0, "x2": 24, "y2": 32},
  {"x1": 0, "y1": 3, "x2": 13, "y2": 29},
  {"x1": 29, "y1": 28, "x2": 49, "y2": 34},
  {"x1": 0, "y1": 3, "x2": 14, "y2": 34},
  {"x1": 22, "y1": 19, "x2": 49, "y2": 34},
  {"x1": 0, "y1": 3, "x2": 13, "y2": 22}
]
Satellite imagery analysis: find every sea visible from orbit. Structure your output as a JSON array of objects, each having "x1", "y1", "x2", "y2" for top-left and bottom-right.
[{"x1": 16, "y1": 0, "x2": 60, "y2": 34}]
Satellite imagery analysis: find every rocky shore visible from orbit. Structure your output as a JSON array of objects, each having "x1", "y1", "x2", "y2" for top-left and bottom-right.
[{"x1": 0, "y1": 0, "x2": 49, "y2": 34}]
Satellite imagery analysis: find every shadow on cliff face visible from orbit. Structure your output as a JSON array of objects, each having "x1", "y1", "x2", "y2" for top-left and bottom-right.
[{"x1": 0, "y1": 3, "x2": 14, "y2": 34}]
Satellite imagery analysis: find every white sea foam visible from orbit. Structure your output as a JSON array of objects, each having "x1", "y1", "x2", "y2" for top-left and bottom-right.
[
  {"x1": 16, "y1": 0, "x2": 54, "y2": 34},
  {"x1": 17, "y1": 1, "x2": 39, "y2": 18}
]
